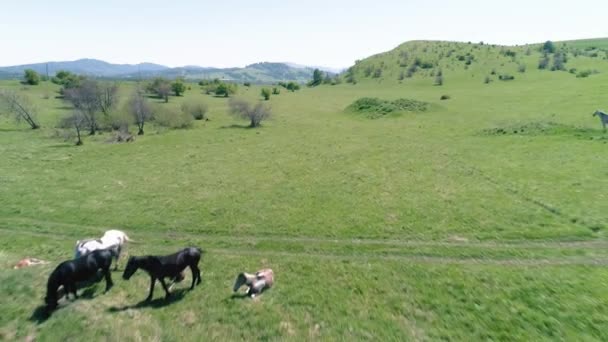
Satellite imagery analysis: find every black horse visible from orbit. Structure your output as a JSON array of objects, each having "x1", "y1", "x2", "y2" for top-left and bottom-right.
[
  {"x1": 45, "y1": 249, "x2": 115, "y2": 311},
  {"x1": 122, "y1": 247, "x2": 203, "y2": 301}
]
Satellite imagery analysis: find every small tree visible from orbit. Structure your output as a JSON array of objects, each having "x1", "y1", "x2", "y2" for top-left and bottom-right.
[
  {"x1": 171, "y1": 78, "x2": 186, "y2": 96},
  {"x1": 434, "y1": 75, "x2": 443, "y2": 86},
  {"x1": 228, "y1": 98, "x2": 271, "y2": 128},
  {"x1": 272, "y1": 87, "x2": 280, "y2": 95},
  {"x1": 98, "y1": 82, "x2": 119, "y2": 116},
  {"x1": 24, "y1": 69, "x2": 40, "y2": 85},
  {"x1": 0, "y1": 90, "x2": 40, "y2": 129},
  {"x1": 147, "y1": 77, "x2": 172, "y2": 102},
  {"x1": 63, "y1": 79, "x2": 102, "y2": 135},
  {"x1": 215, "y1": 82, "x2": 237, "y2": 97},
  {"x1": 518, "y1": 64, "x2": 527, "y2": 73},
  {"x1": 538, "y1": 54, "x2": 550, "y2": 69},
  {"x1": 543, "y1": 41, "x2": 555, "y2": 53},
  {"x1": 59, "y1": 110, "x2": 87, "y2": 145},
  {"x1": 261, "y1": 88, "x2": 271, "y2": 100},
  {"x1": 128, "y1": 89, "x2": 153, "y2": 135},
  {"x1": 308, "y1": 68, "x2": 323, "y2": 87}
]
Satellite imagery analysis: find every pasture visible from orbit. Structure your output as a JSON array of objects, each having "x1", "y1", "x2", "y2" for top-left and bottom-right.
[{"x1": 1, "y1": 40, "x2": 608, "y2": 340}]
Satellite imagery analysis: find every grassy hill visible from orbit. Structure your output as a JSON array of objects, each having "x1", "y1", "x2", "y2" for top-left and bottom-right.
[
  {"x1": 1, "y1": 38, "x2": 608, "y2": 340},
  {"x1": 345, "y1": 38, "x2": 608, "y2": 86}
]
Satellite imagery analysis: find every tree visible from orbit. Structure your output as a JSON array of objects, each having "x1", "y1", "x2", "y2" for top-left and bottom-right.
[
  {"x1": 322, "y1": 73, "x2": 332, "y2": 84},
  {"x1": 538, "y1": 54, "x2": 550, "y2": 69},
  {"x1": 171, "y1": 78, "x2": 186, "y2": 96},
  {"x1": 59, "y1": 110, "x2": 87, "y2": 145},
  {"x1": 128, "y1": 88, "x2": 153, "y2": 135},
  {"x1": 24, "y1": 69, "x2": 40, "y2": 85},
  {"x1": 434, "y1": 75, "x2": 443, "y2": 86},
  {"x1": 272, "y1": 87, "x2": 280, "y2": 95},
  {"x1": 147, "y1": 77, "x2": 172, "y2": 102},
  {"x1": 543, "y1": 40, "x2": 555, "y2": 53},
  {"x1": 308, "y1": 68, "x2": 323, "y2": 87},
  {"x1": 214, "y1": 82, "x2": 237, "y2": 97},
  {"x1": 261, "y1": 88, "x2": 271, "y2": 100},
  {"x1": 97, "y1": 82, "x2": 119, "y2": 116},
  {"x1": 0, "y1": 90, "x2": 40, "y2": 129},
  {"x1": 63, "y1": 79, "x2": 102, "y2": 135},
  {"x1": 228, "y1": 98, "x2": 271, "y2": 128}
]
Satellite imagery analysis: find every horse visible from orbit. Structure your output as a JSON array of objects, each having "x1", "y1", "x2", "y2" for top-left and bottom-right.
[
  {"x1": 593, "y1": 110, "x2": 608, "y2": 132},
  {"x1": 45, "y1": 249, "x2": 115, "y2": 311},
  {"x1": 75, "y1": 229, "x2": 133, "y2": 269},
  {"x1": 233, "y1": 268, "x2": 274, "y2": 298},
  {"x1": 122, "y1": 247, "x2": 203, "y2": 301}
]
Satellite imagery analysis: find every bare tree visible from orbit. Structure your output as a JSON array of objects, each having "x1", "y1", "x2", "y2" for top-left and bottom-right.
[
  {"x1": 0, "y1": 90, "x2": 40, "y2": 129},
  {"x1": 98, "y1": 82, "x2": 119, "y2": 116},
  {"x1": 128, "y1": 88, "x2": 153, "y2": 135},
  {"x1": 64, "y1": 79, "x2": 101, "y2": 135},
  {"x1": 59, "y1": 110, "x2": 88, "y2": 145},
  {"x1": 228, "y1": 98, "x2": 271, "y2": 128}
]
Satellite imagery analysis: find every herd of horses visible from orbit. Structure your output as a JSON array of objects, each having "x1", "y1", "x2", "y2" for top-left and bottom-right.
[{"x1": 44, "y1": 229, "x2": 274, "y2": 313}]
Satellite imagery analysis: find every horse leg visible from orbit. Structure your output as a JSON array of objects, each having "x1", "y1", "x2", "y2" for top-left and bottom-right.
[
  {"x1": 70, "y1": 282, "x2": 78, "y2": 299},
  {"x1": 190, "y1": 265, "x2": 201, "y2": 289},
  {"x1": 103, "y1": 268, "x2": 114, "y2": 292},
  {"x1": 159, "y1": 278, "x2": 171, "y2": 299},
  {"x1": 146, "y1": 277, "x2": 156, "y2": 301},
  {"x1": 114, "y1": 245, "x2": 121, "y2": 270}
]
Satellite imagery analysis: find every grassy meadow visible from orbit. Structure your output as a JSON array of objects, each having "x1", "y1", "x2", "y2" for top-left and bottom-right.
[{"x1": 1, "y1": 39, "x2": 608, "y2": 341}]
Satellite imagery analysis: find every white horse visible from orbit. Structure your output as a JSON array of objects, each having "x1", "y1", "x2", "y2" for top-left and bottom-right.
[{"x1": 75, "y1": 230, "x2": 133, "y2": 269}]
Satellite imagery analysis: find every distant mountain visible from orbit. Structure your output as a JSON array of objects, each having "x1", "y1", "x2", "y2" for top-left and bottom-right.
[
  {"x1": 0, "y1": 59, "x2": 330, "y2": 83},
  {"x1": 0, "y1": 59, "x2": 168, "y2": 78}
]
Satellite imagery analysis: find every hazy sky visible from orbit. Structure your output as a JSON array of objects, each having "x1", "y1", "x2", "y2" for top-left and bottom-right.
[{"x1": 1, "y1": 0, "x2": 606, "y2": 68}]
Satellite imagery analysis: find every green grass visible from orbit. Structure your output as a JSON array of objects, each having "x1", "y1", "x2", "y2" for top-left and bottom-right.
[{"x1": 1, "y1": 39, "x2": 608, "y2": 340}]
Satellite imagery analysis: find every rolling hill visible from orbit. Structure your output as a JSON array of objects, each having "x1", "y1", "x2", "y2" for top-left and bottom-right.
[{"x1": 343, "y1": 38, "x2": 608, "y2": 86}]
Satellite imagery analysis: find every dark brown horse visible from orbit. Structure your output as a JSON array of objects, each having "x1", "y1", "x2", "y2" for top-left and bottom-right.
[{"x1": 122, "y1": 247, "x2": 203, "y2": 301}]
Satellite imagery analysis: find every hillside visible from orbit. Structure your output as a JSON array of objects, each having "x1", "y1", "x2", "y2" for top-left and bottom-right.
[
  {"x1": 0, "y1": 60, "x2": 324, "y2": 83},
  {"x1": 343, "y1": 38, "x2": 608, "y2": 86}
]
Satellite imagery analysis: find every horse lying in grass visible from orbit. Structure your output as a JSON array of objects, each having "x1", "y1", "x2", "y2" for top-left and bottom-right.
[
  {"x1": 45, "y1": 249, "x2": 115, "y2": 311},
  {"x1": 122, "y1": 247, "x2": 203, "y2": 301},
  {"x1": 75, "y1": 229, "x2": 133, "y2": 269},
  {"x1": 233, "y1": 268, "x2": 274, "y2": 298}
]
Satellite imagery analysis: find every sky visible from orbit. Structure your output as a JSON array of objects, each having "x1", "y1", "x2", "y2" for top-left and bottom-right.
[{"x1": 1, "y1": 0, "x2": 606, "y2": 69}]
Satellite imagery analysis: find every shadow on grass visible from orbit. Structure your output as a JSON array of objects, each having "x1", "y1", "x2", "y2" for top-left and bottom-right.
[
  {"x1": 107, "y1": 288, "x2": 188, "y2": 312},
  {"x1": 0, "y1": 127, "x2": 31, "y2": 132},
  {"x1": 219, "y1": 124, "x2": 253, "y2": 129},
  {"x1": 46, "y1": 143, "x2": 73, "y2": 149},
  {"x1": 29, "y1": 305, "x2": 51, "y2": 324}
]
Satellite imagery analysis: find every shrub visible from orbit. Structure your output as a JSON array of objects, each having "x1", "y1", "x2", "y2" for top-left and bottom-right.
[
  {"x1": 24, "y1": 69, "x2": 40, "y2": 85},
  {"x1": 576, "y1": 70, "x2": 599, "y2": 78},
  {"x1": 272, "y1": 87, "x2": 280, "y2": 95},
  {"x1": 538, "y1": 55, "x2": 550, "y2": 69},
  {"x1": 153, "y1": 105, "x2": 193, "y2": 129},
  {"x1": 261, "y1": 88, "x2": 271, "y2": 100},
  {"x1": 228, "y1": 98, "x2": 271, "y2": 127},
  {"x1": 484, "y1": 76, "x2": 491, "y2": 84},
  {"x1": 440, "y1": 95, "x2": 450, "y2": 100},
  {"x1": 243, "y1": 82, "x2": 251, "y2": 87},
  {"x1": 499, "y1": 74, "x2": 515, "y2": 81},
  {"x1": 518, "y1": 64, "x2": 526, "y2": 73},
  {"x1": 346, "y1": 97, "x2": 429, "y2": 119},
  {"x1": 181, "y1": 101, "x2": 208, "y2": 120}
]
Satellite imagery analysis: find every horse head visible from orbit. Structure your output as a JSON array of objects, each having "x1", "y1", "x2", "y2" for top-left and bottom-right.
[{"x1": 122, "y1": 256, "x2": 139, "y2": 280}]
